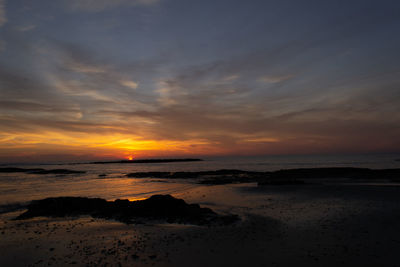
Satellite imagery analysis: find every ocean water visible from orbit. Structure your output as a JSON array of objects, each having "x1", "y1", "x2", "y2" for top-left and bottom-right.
[{"x1": 0, "y1": 153, "x2": 399, "y2": 207}]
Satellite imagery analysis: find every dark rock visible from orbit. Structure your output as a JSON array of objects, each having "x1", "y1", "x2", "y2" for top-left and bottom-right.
[
  {"x1": 258, "y1": 179, "x2": 306, "y2": 186},
  {"x1": 127, "y1": 172, "x2": 172, "y2": 178},
  {"x1": 0, "y1": 167, "x2": 85, "y2": 174},
  {"x1": 127, "y1": 168, "x2": 400, "y2": 185},
  {"x1": 0, "y1": 167, "x2": 44, "y2": 173},
  {"x1": 268, "y1": 168, "x2": 400, "y2": 180},
  {"x1": 127, "y1": 169, "x2": 265, "y2": 179},
  {"x1": 15, "y1": 195, "x2": 239, "y2": 226},
  {"x1": 129, "y1": 167, "x2": 400, "y2": 181},
  {"x1": 16, "y1": 197, "x2": 107, "y2": 219},
  {"x1": 0, "y1": 203, "x2": 27, "y2": 214},
  {"x1": 29, "y1": 169, "x2": 85, "y2": 174},
  {"x1": 198, "y1": 175, "x2": 258, "y2": 185}
]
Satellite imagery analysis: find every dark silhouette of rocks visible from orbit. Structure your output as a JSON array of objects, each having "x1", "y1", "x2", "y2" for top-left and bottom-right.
[
  {"x1": 198, "y1": 177, "x2": 248, "y2": 185},
  {"x1": 258, "y1": 168, "x2": 400, "y2": 186},
  {"x1": 258, "y1": 179, "x2": 306, "y2": 186},
  {"x1": 127, "y1": 169, "x2": 262, "y2": 179},
  {"x1": 15, "y1": 195, "x2": 239, "y2": 225},
  {"x1": 30, "y1": 169, "x2": 86, "y2": 174},
  {"x1": 0, "y1": 203, "x2": 26, "y2": 214},
  {"x1": 0, "y1": 167, "x2": 44, "y2": 173},
  {"x1": 0, "y1": 167, "x2": 85, "y2": 174},
  {"x1": 89, "y1": 158, "x2": 202, "y2": 164},
  {"x1": 126, "y1": 168, "x2": 400, "y2": 185},
  {"x1": 268, "y1": 167, "x2": 400, "y2": 179}
]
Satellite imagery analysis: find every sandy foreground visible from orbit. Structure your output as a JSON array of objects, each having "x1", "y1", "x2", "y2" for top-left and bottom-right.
[{"x1": 1, "y1": 182, "x2": 400, "y2": 267}]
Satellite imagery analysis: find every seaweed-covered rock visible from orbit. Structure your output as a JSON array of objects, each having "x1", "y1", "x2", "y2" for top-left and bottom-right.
[
  {"x1": 126, "y1": 169, "x2": 265, "y2": 179},
  {"x1": 258, "y1": 179, "x2": 305, "y2": 186},
  {"x1": 16, "y1": 195, "x2": 238, "y2": 225},
  {"x1": 16, "y1": 197, "x2": 107, "y2": 219},
  {"x1": 126, "y1": 168, "x2": 400, "y2": 183},
  {"x1": 29, "y1": 169, "x2": 85, "y2": 174},
  {"x1": 0, "y1": 167, "x2": 44, "y2": 173},
  {"x1": 0, "y1": 167, "x2": 85, "y2": 174},
  {"x1": 268, "y1": 168, "x2": 400, "y2": 179}
]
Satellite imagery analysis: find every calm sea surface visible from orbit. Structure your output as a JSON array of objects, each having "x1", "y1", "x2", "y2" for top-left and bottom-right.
[{"x1": 1, "y1": 154, "x2": 399, "y2": 207}]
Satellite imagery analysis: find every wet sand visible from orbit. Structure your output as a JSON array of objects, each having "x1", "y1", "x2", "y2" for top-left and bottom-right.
[{"x1": 1, "y1": 181, "x2": 400, "y2": 266}]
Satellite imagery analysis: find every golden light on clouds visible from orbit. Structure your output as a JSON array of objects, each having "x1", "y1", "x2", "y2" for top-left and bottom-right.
[
  {"x1": 0, "y1": 131, "x2": 221, "y2": 160},
  {"x1": 1, "y1": 0, "x2": 399, "y2": 163},
  {"x1": 120, "y1": 80, "x2": 139, "y2": 89}
]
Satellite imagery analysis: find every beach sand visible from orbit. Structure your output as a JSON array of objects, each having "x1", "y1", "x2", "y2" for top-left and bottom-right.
[{"x1": 1, "y1": 181, "x2": 400, "y2": 267}]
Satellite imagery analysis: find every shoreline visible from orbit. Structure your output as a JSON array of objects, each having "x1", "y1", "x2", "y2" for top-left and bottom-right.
[
  {"x1": 2, "y1": 181, "x2": 400, "y2": 266},
  {"x1": 2, "y1": 164, "x2": 400, "y2": 266}
]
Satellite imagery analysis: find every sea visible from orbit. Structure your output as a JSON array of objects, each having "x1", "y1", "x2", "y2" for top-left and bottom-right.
[{"x1": 1, "y1": 153, "x2": 399, "y2": 208}]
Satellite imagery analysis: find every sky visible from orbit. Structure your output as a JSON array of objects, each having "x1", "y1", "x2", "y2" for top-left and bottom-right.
[{"x1": 0, "y1": 0, "x2": 400, "y2": 162}]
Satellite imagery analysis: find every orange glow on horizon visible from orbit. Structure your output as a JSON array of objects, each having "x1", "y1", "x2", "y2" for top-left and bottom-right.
[{"x1": 0, "y1": 131, "x2": 228, "y2": 161}]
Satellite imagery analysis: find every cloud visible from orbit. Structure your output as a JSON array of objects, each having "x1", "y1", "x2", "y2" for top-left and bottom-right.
[
  {"x1": 1, "y1": 31, "x2": 400, "y2": 160},
  {"x1": 15, "y1": 24, "x2": 37, "y2": 32},
  {"x1": 66, "y1": 61, "x2": 108, "y2": 74},
  {"x1": 0, "y1": 39, "x2": 5, "y2": 52},
  {"x1": 66, "y1": 0, "x2": 161, "y2": 12},
  {"x1": 0, "y1": 0, "x2": 6, "y2": 27},
  {"x1": 258, "y1": 74, "x2": 293, "y2": 84},
  {"x1": 120, "y1": 80, "x2": 139, "y2": 89},
  {"x1": 222, "y1": 75, "x2": 240, "y2": 82}
]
